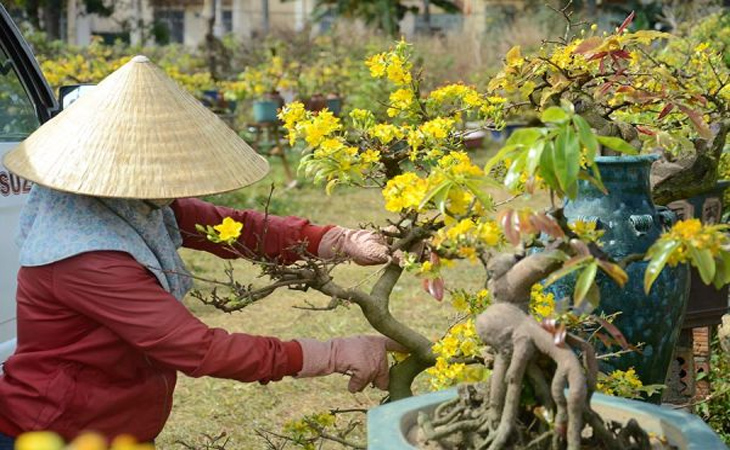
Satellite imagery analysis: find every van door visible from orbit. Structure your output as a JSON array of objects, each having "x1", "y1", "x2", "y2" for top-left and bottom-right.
[{"x1": 0, "y1": 4, "x2": 57, "y2": 367}]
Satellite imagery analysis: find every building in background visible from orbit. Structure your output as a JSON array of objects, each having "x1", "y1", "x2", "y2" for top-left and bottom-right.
[{"x1": 64, "y1": 0, "x2": 318, "y2": 47}]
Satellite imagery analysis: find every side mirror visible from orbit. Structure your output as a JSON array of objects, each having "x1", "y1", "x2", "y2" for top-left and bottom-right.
[{"x1": 58, "y1": 84, "x2": 96, "y2": 111}]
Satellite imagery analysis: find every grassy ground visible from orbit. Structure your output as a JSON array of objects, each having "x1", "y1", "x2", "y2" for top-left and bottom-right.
[{"x1": 155, "y1": 149, "x2": 496, "y2": 449}]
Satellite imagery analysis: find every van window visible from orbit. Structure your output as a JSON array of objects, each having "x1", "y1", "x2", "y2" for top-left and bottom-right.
[{"x1": 0, "y1": 45, "x2": 39, "y2": 141}]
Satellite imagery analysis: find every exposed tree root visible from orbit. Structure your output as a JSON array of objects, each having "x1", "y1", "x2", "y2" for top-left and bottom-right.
[{"x1": 415, "y1": 252, "x2": 661, "y2": 450}]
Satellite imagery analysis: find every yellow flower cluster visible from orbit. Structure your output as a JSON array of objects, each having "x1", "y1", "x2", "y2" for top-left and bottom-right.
[
  {"x1": 388, "y1": 88, "x2": 415, "y2": 117},
  {"x1": 429, "y1": 84, "x2": 484, "y2": 109},
  {"x1": 279, "y1": 103, "x2": 343, "y2": 148},
  {"x1": 301, "y1": 110, "x2": 342, "y2": 147},
  {"x1": 529, "y1": 283, "x2": 556, "y2": 320},
  {"x1": 279, "y1": 102, "x2": 306, "y2": 145},
  {"x1": 451, "y1": 288, "x2": 491, "y2": 315},
  {"x1": 420, "y1": 117, "x2": 456, "y2": 141},
  {"x1": 15, "y1": 432, "x2": 153, "y2": 450},
  {"x1": 382, "y1": 172, "x2": 428, "y2": 212},
  {"x1": 596, "y1": 368, "x2": 645, "y2": 399},
  {"x1": 662, "y1": 219, "x2": 729, "y2": 265},
  {"x1": 231, "y1": 55, "x2": 296, "y2": 99},
  {"x1": 365, "y1": 40, "x2": 413, "y2": 86},
  {"x1": 426, "y1": 319, "x2": 488, "y2": 391},
  {"x1": 433, "y1": 218, "x2": 502, "y2": 262},
  {"x1": 569, "y1": 219, "x2": 605, "y2": 244},
  {"x1": 368, "y1": 123, "x2": 404, "y2": 144},
  {"x1": 283, "y1": 412, "x2": 337, "y2": 450},
  {"x1": 382, "y1": 151, "x2": 488, "y2": 217}
]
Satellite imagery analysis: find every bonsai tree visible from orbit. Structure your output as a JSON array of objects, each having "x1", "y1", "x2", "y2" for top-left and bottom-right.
[{"x1": 193, "y1": 12, "x2": 730, "y2": 449}]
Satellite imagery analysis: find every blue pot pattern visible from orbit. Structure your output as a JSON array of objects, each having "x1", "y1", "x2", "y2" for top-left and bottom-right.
[{"x1": 548, "y1": 155, "x2": 690, "y2": 387}]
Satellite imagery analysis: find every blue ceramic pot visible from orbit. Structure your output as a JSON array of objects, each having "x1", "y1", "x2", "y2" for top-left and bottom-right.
[
  {"x1": 252, "y1": 99, "x2": 280, "y2": 123},
  {"x1": 367, "y1": 388, "x2": 728, "y2": 449},
  {"x1": 549, "y1": 155, "x2": 690, "y2": 387},
  {"x1": 325, "y1": 96, "x2": 343, "y2": 116}
]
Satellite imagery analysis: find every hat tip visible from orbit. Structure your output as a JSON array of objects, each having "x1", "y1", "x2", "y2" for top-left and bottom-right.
[{"x1": 130, "y1": 55, "x2": 150, "y2": 64}]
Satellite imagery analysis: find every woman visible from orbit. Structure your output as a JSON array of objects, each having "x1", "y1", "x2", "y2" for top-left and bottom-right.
[{"x1": 0, "y1": 56, "x2": 401, "y2": 447}]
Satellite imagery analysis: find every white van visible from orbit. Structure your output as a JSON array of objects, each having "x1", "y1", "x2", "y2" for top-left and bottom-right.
[{"x1": 0, "y1": 5, "x2": 58, "y2": 367}]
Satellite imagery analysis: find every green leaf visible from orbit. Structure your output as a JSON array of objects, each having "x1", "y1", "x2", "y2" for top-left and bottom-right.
[
  {"x1": 538, "y1": 141, "x2": 560, "y2": 192},
  {"x1": 504, "y1": 153, "x2": 527, "y2": 190},
  {"x1": 573, "y1": 114, "x2": 598, "y2": 161},
  {"x1": 578, "y1": 169, "x2": 608, "y2": 194},
  {"x1": 720, "y1": 250, "x2": 730, "y2": 285},
  {"x1": 596, "y1": 135, "x2": 638, "y2": 155},
  {"x1": 484, "y1": 144, "x2": 518, "y2": 173},
  {"x1": 689, "y1": 246, "x2": 716, "y2": 285},
  {"x1": 574, "y1": 262, "x2": 598, "y2": 306},
  {"x1": 525, "y1": 140, "x2": 545, "y2": 175},
  {"x1": 541, "y1": 106, "x2": 570, "y2": 124},
  {"x1": 644, "y1": 240, "x2": 681, "y2": 294},
  {"x1": 419, "y1": 179, "x2": 453, "y2": 213},
  {"x1": 554, "y1": 126, "x2": 581, "y2": 198},
  {"x1": 465, "y1": 180, "x2": 495, "y2": 211},
  {"x1": 584, "y1": 282, "x2": 600, "y2": 312},
  {"x1": 545, "y1": 256, "x2": 593, "y2": 286},
  {"x1": 505, "y1": 127, "x2": 543, "y2": 146}
]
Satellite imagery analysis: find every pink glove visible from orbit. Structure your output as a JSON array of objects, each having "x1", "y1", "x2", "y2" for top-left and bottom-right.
[
  {"x1": 318, "y1": 226, "x2": 391, "y2": 265},
  {"x1": 295, "y1": 336, "x2": 403, "y2": 392}
]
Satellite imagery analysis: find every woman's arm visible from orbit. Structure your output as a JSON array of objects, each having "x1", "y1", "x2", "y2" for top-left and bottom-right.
[
  {"x1": 54, "y1": 251, "x2": 303, "y2": 382},
  {"x1": 171, "y1": 198, "x2": 333, "y2": 264}
]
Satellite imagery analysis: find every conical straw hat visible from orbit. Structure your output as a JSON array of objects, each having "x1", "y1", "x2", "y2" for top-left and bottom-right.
[{"x1": 3, "y1": 55, "x2": 270, "y2": 199}]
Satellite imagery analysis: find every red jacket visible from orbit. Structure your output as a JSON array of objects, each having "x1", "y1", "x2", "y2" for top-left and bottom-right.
[{"x1": 0, "y1": 198, "x2": 331, "y2": 442}]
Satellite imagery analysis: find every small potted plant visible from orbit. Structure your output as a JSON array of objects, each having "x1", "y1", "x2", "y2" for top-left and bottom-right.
[{"x1": 226, "y1": 54, "x2": 295, "y2": 124}]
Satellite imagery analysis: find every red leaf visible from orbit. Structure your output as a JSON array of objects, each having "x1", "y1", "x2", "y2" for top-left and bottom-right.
[
  {"x1": 612, "y1": 49, "x2": 631, "y2": 60},
  {"x1": 499, "y1": 209, "x2": 521, "y2": 246},
  {"x1": 574, "y1": 36, "x2": 604, "y2": 55},
  {"x1": 616, "y1": 86, "x2": 633, "y2": 93},
  {"x1": 657, "y1": 103, "x2": 674, "y2": 120},
  {"x1": 424, "y1": 277, "x2": 445, "y2": 301},
  {"x1": 587, "y1": 51, "x2": 608, "y2": 62},
  {"x1": 599, "y1": 82, "x2": 613, "y2": 96},
  {"x1": 595, "y1": 317, "x2": 632, "y2": 350},
  {"x1": 617, "y1": 11, "x2": 635, "y2": 34},
  {"x1": 678, "y1": 105, "x2": 712, "y2": 139},
  {"x1": 691, "y1": 94, "x2": 708, "y2": 107},
  {"x1": 595, "y1": 331, "x2": 614, "y2": 349},
  {"x1": 636, "y1": 125, "x2": 656, "y2": 136}
]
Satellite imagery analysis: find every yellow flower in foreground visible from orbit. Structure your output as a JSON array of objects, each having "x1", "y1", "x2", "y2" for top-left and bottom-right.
[
  {"x1": 214, "y1": 217, "x2": 243, "y2": 243},
  {"x1": 70, "y1": 432, "x2": 107, "y2": 450},
  {"x1": 15, "y1": 432, "x2": 65, "y2": 450}
]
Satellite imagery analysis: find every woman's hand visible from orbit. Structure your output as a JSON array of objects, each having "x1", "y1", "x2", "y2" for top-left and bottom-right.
[
  {"x1": 295, "y1": 336, "x2": 406, "y2": 392},
  {"x1": 317, "y1": 226, "x2": 392, "y2": 265}
]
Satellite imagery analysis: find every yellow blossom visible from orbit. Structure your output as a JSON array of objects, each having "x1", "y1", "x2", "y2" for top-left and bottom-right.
[
  {"x1": 420, "y1": 117, "x2": 455, "y2": 140},
  {"x1": 368, "y1": 123, "x2": 404, "y2": 144},
  {"x1": 365, "y1": 53, "x2": 387, "y2": 78},
  {"x1": 382, "y1": 173, "x2": 428, "y2": 212},
  {"x1": 360, "y1": 149, "x2": 381, "y2": 164},
  {"x1": 214, "y1": 217, "x2": 243, "y2": 243}
]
